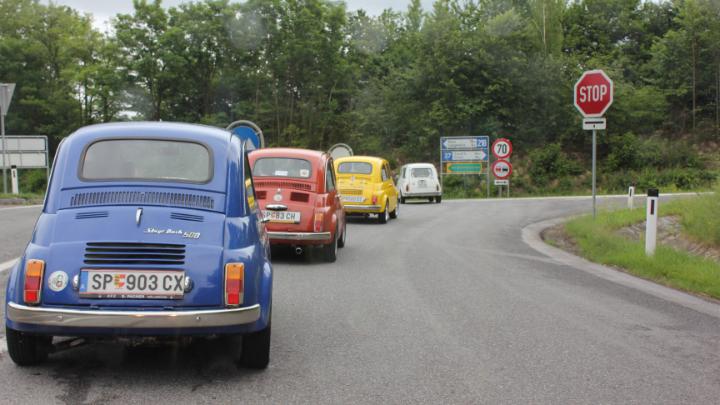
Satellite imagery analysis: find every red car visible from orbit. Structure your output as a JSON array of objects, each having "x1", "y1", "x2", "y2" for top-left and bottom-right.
[{"x1": 249, "y1": 148, "x2": 347, "y2": 262}]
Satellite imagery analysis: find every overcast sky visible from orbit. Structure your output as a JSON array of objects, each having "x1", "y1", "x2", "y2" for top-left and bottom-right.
[{"x1": 43, "y1": 0, "x2": 435, "y2": 29}]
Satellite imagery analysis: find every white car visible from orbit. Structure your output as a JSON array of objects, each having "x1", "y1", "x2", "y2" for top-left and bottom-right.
[{"x1": 397, "y1": 163, "x2": 442, "y2": 203}]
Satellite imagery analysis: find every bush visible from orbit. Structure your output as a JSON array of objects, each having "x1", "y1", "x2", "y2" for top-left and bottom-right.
[
  {"x1": 20, "y1": 169, "x2": 48, "y2": 194},
  {"x1": 528, "y1": 143, "x2": 582, "y2": 185}
]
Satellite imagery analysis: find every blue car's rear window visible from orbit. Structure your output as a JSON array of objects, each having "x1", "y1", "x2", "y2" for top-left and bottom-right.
[{"x1": 81, "y1": 139, "x2": 212, "y2": 183}]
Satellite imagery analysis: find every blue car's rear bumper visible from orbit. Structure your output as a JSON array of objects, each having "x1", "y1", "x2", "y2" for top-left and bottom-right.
[{"x1": 6, "y1": 302, "x2": 265, "y2": 337}]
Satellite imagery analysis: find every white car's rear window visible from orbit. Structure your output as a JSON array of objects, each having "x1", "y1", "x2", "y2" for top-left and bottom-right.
[{"x1": 411, "y1": 168, "x2": 433, "y2": 178}]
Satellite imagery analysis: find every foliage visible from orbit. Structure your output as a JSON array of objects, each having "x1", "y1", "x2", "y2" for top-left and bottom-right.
[{"x1": 0, "y1": 0, "x2": 719, "y2": 196}]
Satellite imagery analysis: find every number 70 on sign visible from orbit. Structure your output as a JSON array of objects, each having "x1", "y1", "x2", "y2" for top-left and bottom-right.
[{"x1": 492, "y1": 138, "x2": 512, "y2": 159}]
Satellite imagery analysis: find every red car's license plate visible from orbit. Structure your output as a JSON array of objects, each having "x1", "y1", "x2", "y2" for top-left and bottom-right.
[{"x1": 79, "y1": 269, "x2": 185, "y2": 299}]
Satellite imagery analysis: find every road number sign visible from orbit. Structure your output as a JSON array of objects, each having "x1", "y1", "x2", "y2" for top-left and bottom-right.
[
  {"x1": 492, "y1": 138, "x2": 512, "y2": 159},
  {"x1": 442, "y1": 150, "x2": 487, "y2": 162},
  {"x1": 574, "y1": 70, "x2": 613, "y2": 118},
  {"x1": 491, "y1": 159, "x2": 512, "y2": 180}
]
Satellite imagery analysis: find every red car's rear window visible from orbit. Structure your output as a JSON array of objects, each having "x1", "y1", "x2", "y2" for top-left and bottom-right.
[{"x1": 253, "y1": 157, "x2": 312, "y2": 179}]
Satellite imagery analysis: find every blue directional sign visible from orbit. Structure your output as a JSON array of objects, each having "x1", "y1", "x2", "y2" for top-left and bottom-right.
[
  {"x1": 441, "y1": 136, "x2": 488, "y2": 150},
  {"x1": 440, "y1": 136, "x2": 490, "y2": 176},
  {"x1": 442, "y1": 150, "x2": 487, "y2": 162}
]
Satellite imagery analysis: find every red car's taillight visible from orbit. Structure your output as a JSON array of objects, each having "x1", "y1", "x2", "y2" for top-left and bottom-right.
[
  {"x1": 225, "y1": 263, "x2": 244, "y2": 307},
  {"x1": 24, "y1": 259, "x2": 45, "y2": 305},
  {"x1": 314, "y1": 212, "x2": 324, "y2": 233}
]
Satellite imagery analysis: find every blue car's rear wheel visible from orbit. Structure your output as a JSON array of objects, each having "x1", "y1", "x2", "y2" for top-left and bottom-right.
[
  {"x1": 6, "y1": 326, "x2": 52, "y2": 366},
  {"x1": 240, "y1": 317, "x2": 271, "y2": 369}
]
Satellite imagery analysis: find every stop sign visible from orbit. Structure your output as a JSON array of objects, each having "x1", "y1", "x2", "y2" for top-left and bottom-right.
[{"x1": 574, "y1": 70, "x2": 613, "y2": 118}]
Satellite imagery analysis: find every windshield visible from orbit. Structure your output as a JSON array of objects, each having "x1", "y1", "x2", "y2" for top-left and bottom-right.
[
  {"x1": 81, "y1": 139, "x2": 211, "y2": 183},
  {"x1": 411, "y1": 168, "x2": 433, "y2": 178},
  {"x1": 337, "y1": 162, "x2": 373, "y2": 175},
  {"x1": 253, "y1": 157, "x2": 312, "y2": 178}
]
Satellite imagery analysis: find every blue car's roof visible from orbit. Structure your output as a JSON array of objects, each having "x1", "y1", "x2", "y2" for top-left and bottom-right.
[
  {"x1": 70, "y1": 122, "x2": 232, "y2": 144},
  {"x1": 46, "y1": 122, "x2": 237, "y2": 214}
]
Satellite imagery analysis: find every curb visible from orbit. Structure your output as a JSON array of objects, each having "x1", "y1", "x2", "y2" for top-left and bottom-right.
[{"x1": 522, "y1": 216, "x2": 720, "y2": 319}]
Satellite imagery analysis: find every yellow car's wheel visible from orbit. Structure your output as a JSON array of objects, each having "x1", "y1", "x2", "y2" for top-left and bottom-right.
[{"x1": 377, "y1": 203, "x2": 389, "y2": 224}]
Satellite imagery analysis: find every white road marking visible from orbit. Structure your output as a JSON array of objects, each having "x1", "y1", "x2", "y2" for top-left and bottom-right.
[
  {"x1": 0, "y1": 258, "x2": 18, "y2": 273},
  {"x1": 443, "y1": 192, "x2": 707, "y2": 203},
  {"x1": 0, "y1": 336, "x2": 6, "y2": 355},
  {"x1": 0, "y1": 204, "x2": 43, "y2": 211}
]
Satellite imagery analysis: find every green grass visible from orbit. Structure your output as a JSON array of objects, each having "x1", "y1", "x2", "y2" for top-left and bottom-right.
[
  {"x1": 564, "y1": 191, "x2": 720, "y2": 300},
  {"x1": 0, "y1": 192, "x2": 44, "y2": 201},
  {"x1": 664, "y1": 192, "x2": 720, "y2": 246}
]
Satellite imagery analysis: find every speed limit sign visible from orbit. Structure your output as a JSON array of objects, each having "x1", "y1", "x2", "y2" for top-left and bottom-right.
[{"x1": 492, "y1": 138, "x2": 512, "y2": 159}]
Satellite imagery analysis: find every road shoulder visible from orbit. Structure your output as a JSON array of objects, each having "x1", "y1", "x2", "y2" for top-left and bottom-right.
[{"x1": 522, "y1": 216, "x2": 720, "y2": 319}]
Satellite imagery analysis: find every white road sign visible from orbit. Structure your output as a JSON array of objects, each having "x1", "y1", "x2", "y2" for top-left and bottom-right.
[
  {"x1": 582, "y1": 118, "x2": 606, "y2": 130},
  {"x1": 0, "y1": 136, "x2": 47, "y2": 152},
  {"x1": 441, "y1": 136, "x2": 488, "y2": 150},
  {"x1": 0, "y1": 83, "x2": 15, "y2": 116},
  {"x1": 0, "y1": 136, "x2": 49, "y2": 169},
  {"x1": 0, "y1": 152, "x2": 47, "y2": 169}
]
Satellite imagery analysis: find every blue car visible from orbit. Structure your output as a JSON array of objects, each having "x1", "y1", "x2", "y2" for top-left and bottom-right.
[{"x1": 4, "y1": 122, "x2": 273, "y2": 368}]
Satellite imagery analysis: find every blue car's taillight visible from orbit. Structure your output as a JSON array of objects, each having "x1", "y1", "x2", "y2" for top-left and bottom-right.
[
  {"x1": 24, "y1": 259, "x2": 45, "y2": 305},
  {"x1": 225, "y1": 263, "x2": 244, "y2": 307}
]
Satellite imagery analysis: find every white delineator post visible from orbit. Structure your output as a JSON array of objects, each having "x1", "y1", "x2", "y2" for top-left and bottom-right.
[
  {"x1": 628, "y1": 186, "x2": 635, "y2": 209},
  {"x1": 10, "y1": 165, "x2": 18, "y2": 195},
  {"x1": 645, "y1": 188, "x2": 659, "y2": 256}
]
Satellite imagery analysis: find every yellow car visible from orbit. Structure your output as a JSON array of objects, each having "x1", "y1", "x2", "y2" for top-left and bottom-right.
[{"x1": 334, "y1": 156, "x2": 399, "y2": 224}]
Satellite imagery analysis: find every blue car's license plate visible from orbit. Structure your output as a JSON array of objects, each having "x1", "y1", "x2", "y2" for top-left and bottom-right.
[{"x1": 79, "y1": 269, "x2": 185, "y2": 299}]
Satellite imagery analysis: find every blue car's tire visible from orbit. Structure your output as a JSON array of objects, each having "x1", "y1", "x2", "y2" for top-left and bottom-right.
[
  {"x1": 6, "y1": 326, "x2": 51, "y2": 366},
  {"x1": 240, "y1": 318, "x2": 271, "y2": 369}
]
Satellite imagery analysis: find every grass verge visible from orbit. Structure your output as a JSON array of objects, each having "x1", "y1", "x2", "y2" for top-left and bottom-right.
[
  {"x1": 0, "y1": 193, "x2": 44, "y2": 204},
  {"x1": 563, "y1": 192, "x2": 720, "y2": 300}
]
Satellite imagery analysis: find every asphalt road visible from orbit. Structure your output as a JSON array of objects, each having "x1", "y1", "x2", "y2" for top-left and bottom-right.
[{"x1": 1, "y1": 197, "x2": 720, "y2": 404}]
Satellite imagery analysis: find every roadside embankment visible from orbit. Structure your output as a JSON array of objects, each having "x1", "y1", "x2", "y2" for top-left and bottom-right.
[{"x1": 543, "y1": 191, "x2": 720, "y2": 301}]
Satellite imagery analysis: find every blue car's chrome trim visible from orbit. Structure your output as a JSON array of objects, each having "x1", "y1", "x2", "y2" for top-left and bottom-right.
[
  {"x1": 267, "y1": 231, "x2": 331, "y2": 241},
  {"x1": 7, "y1": 302, "x2": 261, "y2": 329}
]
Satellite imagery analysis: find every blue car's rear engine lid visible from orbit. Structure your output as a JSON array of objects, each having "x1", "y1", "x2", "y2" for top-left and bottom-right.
[{"x1": 58, "y1": 186, "x2": 226, "y2": 213}]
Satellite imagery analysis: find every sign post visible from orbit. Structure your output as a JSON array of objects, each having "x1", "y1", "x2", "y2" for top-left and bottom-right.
[
  {"x1": 440, "y1": 136, "x2": 490, "y2": 198},
  {"x1": 10, "y1": 165, "x2": 18, "y2": 195},
  {"x1": 1, "y1": 83, "x2": 16, "y2": 193},
  {"x1": 574, "y1": 70, "x2": 613, "y2": 219},
  {"x1": 645, "y1": 189, "x2": 659, "y2": 256}
]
